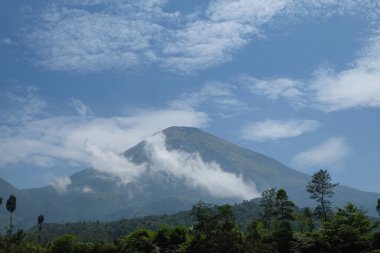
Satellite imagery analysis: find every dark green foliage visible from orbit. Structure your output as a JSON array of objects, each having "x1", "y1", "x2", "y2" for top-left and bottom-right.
[
  {"x1": 292, "y1": 232, "x2": 326, "y2": 253},
  {"x1": 321, "y1": 202, "x2": 378, "y2": 253},
  {"x1": 303, "y1": 207, "x2": 315, "y2": 232},
  {"x1": 372, "y1": 232, "x2": 380, "y2": 250},
  {"x1": 244, "y1": 220, "x2": 274, "y2": 253},
  {"x1": 6, "y1": 194, "x2": 16, "y2": 213},
  {"x1": 187, "y1": 202, "x2": 244, "y2": 253},
  {"x1": 153, "y1": 226, "x2": 187, "y2": 252},
  {"x1": 377, "y1": 199, "x2": 380, "y2": 216},
  {"x1": 2, "y1": 178, "x2": 380, "y2": 253},
  {"x1": 275, "y1": 189, "x2": 295, "y2": 223},
  {"x1": 51, "y1": 234, "x2": 76, "y2": 253},
  {"x1": 307, "y1": 169, "x2": 338, "y2": 222},
  {"x1": 273, "y1": 189, "x2": 295, "y2": 253},
  {"x1": 24, "y1": 200, "x2": 261, "y2": 243},
  {"x1": 74, "y1": 242, "x2": 117, "y2": 253},
  {"x1": 118, "y1": 229, "x2": 157, "y2": 253},
  {"x1": 3, "y1": 241, "x2": 48, "y2": 253}
]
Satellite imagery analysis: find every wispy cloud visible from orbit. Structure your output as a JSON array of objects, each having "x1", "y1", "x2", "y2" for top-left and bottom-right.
[
  {"x1": 22, "y1": 0, "x2": 380, "y2": 73},
  {"x1": 293, "y1": 137, "x2": 349, "y2": 169},
  {"x1": 144, "y1": 132, "x2": 259, "y2": 199},
  {"x1": 241, "y1": 119, "x2": 320, "y2": 141},
  {"x1": 169, "y1": 82, "x2": 248, "y2": 117},
  {"x1": 240, "y1": 74, "x2": 305, "y2": 107},
  {"x1": 1, "y1": 85, "x2": 46, "y2": 123},
  {"x1": 69, "y1": 98, "x2": 93, "y2": 117},
  {"x1": 0, "y1": 38, "x2": 13, "y2": 45}
]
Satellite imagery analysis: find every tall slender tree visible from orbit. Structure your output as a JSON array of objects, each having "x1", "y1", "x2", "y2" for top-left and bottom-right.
[
  {"x1": 6, "y1": 194, "x2": 16, "y2": 236},
  {"x1": 274, "y1": 189, "x2": 295, "y2": 253},
  {"x1": 306, "y1": 169, "x2": 338, "y2": 222},
  {"x1": 376, "y1": 199, "x2": 380, "y2": 216},
  {"x1": 37, "y1": 214, "x2": 45, "y2": 243},
  {"x1": 0, "y1": 197, "x2": 2, "y2": 235},
  {"x1": 259, "y1": 188, "x2": 277, "y2": 230}
]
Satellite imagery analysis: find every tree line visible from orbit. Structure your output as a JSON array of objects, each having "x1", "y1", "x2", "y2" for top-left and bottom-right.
[{"x1": 1, "y1": 169, "x2": 380, "y2": 253}]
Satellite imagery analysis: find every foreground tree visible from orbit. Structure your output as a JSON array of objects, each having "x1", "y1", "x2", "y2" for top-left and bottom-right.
[
  {"x1": 322, "y1": 202, "x2": 378, "y2": 253},
  {"x1": 273, "y1": 189, "x2": 295, "y2": 253},
  {"x1": 187, "y1": 202, "x2": 244, "y2": 253},
  {"x1": 153, "y1": 226, "x2": 187, "y2": 252},
  {"x1": 306, "y1": 169, "x2": 338, "y2": 222},
  {"x1": 377, "y1": 198, "x2": 380, "y2": 216},
  {"x1": 6, "y1": 194, "x2": 16, "y2": 236}
]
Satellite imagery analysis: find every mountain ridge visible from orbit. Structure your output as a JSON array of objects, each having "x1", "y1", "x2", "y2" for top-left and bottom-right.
[{"x1": 0, "y1": 126, "x2": 378, "y2": 229}]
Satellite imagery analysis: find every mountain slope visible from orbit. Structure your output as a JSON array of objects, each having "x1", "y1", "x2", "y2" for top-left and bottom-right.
[{"x1": 1, "y1": 126, "x2": 379, "y2": 229}]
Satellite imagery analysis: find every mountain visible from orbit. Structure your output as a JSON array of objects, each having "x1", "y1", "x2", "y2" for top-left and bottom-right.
[{"x1": 0, "y1": 126, "x2": 379, "y2": 229}]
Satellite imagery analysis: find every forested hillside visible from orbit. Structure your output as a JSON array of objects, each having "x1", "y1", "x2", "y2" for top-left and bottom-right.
[{"x1": 1, "y1": 170, "x2": 380, "y2": 253}]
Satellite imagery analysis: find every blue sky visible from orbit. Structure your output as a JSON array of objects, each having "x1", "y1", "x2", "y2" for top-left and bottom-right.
[{"x1": 0, "y1": 0, "x2": 379, "y2": 195}]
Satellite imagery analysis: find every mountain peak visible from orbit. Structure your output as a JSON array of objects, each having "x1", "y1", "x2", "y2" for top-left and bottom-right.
[{"x1": 162, "y1": 126, "x2": 203, "y2": 134}]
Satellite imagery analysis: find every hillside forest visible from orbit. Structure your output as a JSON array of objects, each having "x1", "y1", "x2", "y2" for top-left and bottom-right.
[{"x1": 1, "y1": 169, "x2": 380, "y2": 253}]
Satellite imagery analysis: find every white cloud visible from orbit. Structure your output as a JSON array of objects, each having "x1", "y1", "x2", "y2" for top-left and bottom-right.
[
  {"x1": 69, "y1": 98, "x2": 93, "y2": 117},
  {"x1": 241, "y1": 119, "x2": 320, "y2": 141},
  {"x1": 243, "y1": 30, "x2": 380, "y2": 112},
  {"x1": 85, "y1": 143, "x2": 146, "y2": 185},
  {"x1": 308, "y1": 31, "x2": 380, "y2": 112},
  {"x1": 24, "y1": 0, "x2": 380, "y2": 73},
  {"x1": 144, "y1": 132, "x2": 259, "y2": 200},
  {"x1": 293, "y1": 137, "x2": 349, "y2": 169},
  {"x1": 50, "y1": 176, "x2": 72, "y2": 192}
]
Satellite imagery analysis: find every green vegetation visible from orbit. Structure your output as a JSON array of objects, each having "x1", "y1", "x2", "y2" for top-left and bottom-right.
[
  {"x1": 1, "y1": 170, "x2": 380, "y2": 252},
  {"x1": 306, "y1": 169, "x2": 339, "y2": 222}
]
